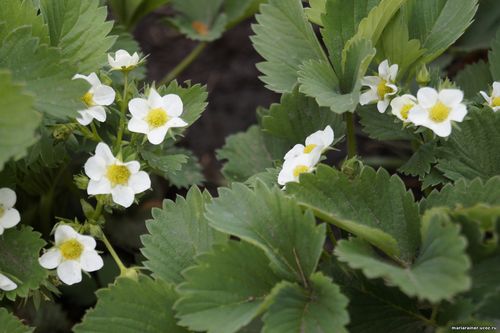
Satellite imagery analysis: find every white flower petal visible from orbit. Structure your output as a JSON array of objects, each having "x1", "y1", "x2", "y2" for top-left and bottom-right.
[
  {"x1": 492, "y1": 82, "x2": 500, "y2": 96},
  {"x1": 284, "y1": 144, "x2": 305, "y2": 160},
  {"x1": 95, "y1": 143, "x2": 115, "y2": 165},
  {"x1": 148, "y1": 88, "x2": 163, "y2": 109},
  {"x1": 417, "y1": 87, "x2": 438, "y2": 108},
  {"x1": 124, "y1": 161, "x2": 140, "y2": 174},
  {"x1": 128, "y1": 98, "x2": 149, "y2": 118},
  {"x1": 77, "y1": 234, "x2": 96, "y2": 250},
  {"x1": 57, "y1": 260, "x2": 82, "y2": 285},
  {"x1": 162, "y1": 94, "x2": 183, "y2": 117},
  {"x1": 147, "y1": 127, "x2": 168, "y2": 145},
  {"x1": 38, "y1": 248, "x2": 62, "y2": 269},
  {"x1": 73, "y1": 73, "x2": 100, "y2": 87},
  {"x1": 55, "y1": 225, "x2": 78, "y2": 245},
  {"x1": 127, "y1": 117, "x2": 149, "y2": 134},
  {"x1": 92, "y1": 85, "x2": 115, "y2": 106},
  {"x1": 76, "y1": 110, "x2": 93, "y2": 126},
  {"x1": 84, "y1": 155, "x2": 106, "y2": 180},
  {"x1": 0, "y1": 209, "x2": 20, "y2": 229},
  {"x1": 378, "y1": 60, "x2": 390, "y2": 79},
  {"x1": 0, "y1": 273, "x2": 17, "y2": 291},
  {"x1": 0, "y1": 226, "x2": 3, "y2": 235},
  {"x1": 480, "y1": 91, "x2": 491, "y2": 104},
  {"x1": 359, "y1": 89, "x2": 378, "y2": 105},
  {"x1": 129, "y1": 171, "x2": 151, "y2": 194},
  {"x1": 428, "y1": 121, "x2": 452, "y2": 137},
  {"x1": 111, "y1": 186, "x2": 135, "y2": 208},
  {"x1": 79, "y1": 250, "x2": 103, "y2": 272},
  {"x1": 389, "y1": 64, "x2": 399, "y2": 81},
  {"x1": 0, "y1": 188, "x2": 16, "y2": 208},
  {"x1": 361, "y1": 76, "x2": 380, "y2": 87},
  {"x1": 87, "y1": 178, "x2": 112, "y2": 195},
  {"x1": 407, "y1": 105, "x2": 428, "y2": 126},
  {"x1": 449, "y1": 104, "x2": 467, "y2": 122},
  {"x1": 439, "y1": 89, "x2": 463, "y2": 107},
  {"x1": 377, "y1": 99, "x2": 390, "y2": 113},
  {"x1": 165, "y1": 117, "x2": 188, "y2": 129},
  {"x1": 87, "y1": 106, "x2": 107, "y2": 123}
]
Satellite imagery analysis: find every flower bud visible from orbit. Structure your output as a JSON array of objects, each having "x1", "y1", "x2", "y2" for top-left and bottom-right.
[
  {"x1": 416, "y1": 64, "x2": 430, "y2": 86},
  {"x1": 74, "y1": 174, "x2": 89, "y2": 190}
]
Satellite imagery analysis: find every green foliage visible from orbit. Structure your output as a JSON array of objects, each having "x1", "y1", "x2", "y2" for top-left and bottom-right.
[
  {"x1": 141, "y1": 186, "x2": 226, "y2": 284},
  {"x1": 0, "y1": 0, "x2": 48, "y2": 45},
  {"x1": 358, "y1": 105, "x2": 418, "y2": 141},
  {"x1": 206, "y1": 182, "x2": 326, "y2": 282},
  {"x1": 217, "y1": 126, "x2": 274, "y2": 182},
  {"x1": 262, "y1": 273, "x2": 350, "y2": 333},
  {"x1": 141, "y1": 149, "x2": 188, "y2": 182},
  {"x1": 251, "y1": 0, "x2": 326, "y2": 93},
  {"x1": 489, "y1": 29, "x2": 500, "y2": 81},
  {"x1": 305, "y1": 0, "x2": 326, "y2": 26},
  {"x1": 287, "y1": 165, "x2": 420, "y2": 260},
  {"x1": 166, "y1": 148, "x2": 205, "y2": 188},
  {"x1": 74, "y1": 276, "x2": 187, "y2": 333},
  {"x1": 0, "y1": 308, "x2": 33, "y2": 333},
  {"x1": 436, "y1": 109, "x2": 500, "y2": 181},
  {"x1": 40, "y1": 0, "x2": 115, "y2": 73},
  {"x1": 108, "y1": 0, "x2": 170, "y2": 30},
  {"x1": 0, "y1": 71, "x2": 40, "y2": 171},
  {"x1": 175, "y1": 241, "x2": 282, "y2": 333},
  {"x1": 335, "y1": 209, "x2": 471, "y2": 302},
  {"x1": 0, "y1": 227, "x2": 47, "y2": 300},
  {"x1": 399, "y1": 142, "x2": 437, "y2": 177},
  {"x1": 455, "y1": 60, "x2": 493, "y2": 100},
  {"x1": 159, "y1": 81, "x2": 208, "y2": 126}
]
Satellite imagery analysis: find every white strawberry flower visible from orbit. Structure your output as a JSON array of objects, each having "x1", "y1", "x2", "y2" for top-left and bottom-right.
[
  {"x1": 84, "y1": 143, "x2": 151, "y2": 208},
  {"x1": 408, "y1": 87, "x2": 467, "y2": 137},
  {"x1": 38, "y1": 225, "x2": 103, "y2": 286},
  {"x1": 127, "y1": 87, "x2": 188, "y2": 145},
  {"x1": 108, "y1": 49, "x2": 141, "y2": 71},
  {"x1": 278, "y1": 153, "x2": 318, "y2": 186},
  {"x1": 390, "y1": 94, "x2": 417, "y2": 122},
  {"x1": 284, "y1": 125, "x2": 334, "y2": 162},
  {"x1": 0, "y1": 188, "x2": 20, "y2": 235},
  {"x1": 360, "y1": 59, "x2": 399, "y2": 113},
  {"x1": 0, "y1": 273, "x2": 17, "y2": 291},
  {"x1": 480, "y1": 81, "x2": 500, "y2": 112},
  {"x1": 73, "y1": 73, "x2": 115, "y2": 126}
]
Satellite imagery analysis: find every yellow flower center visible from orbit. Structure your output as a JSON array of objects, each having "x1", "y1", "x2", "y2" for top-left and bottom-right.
[
  {"x1": 429, "y1": 102, "x2": 450, "y2": 123},
  {"x1": 146, "y1": 108, "x2": 169, "y2": 129},
  {"x1": 303, "y1": 144, "x2": 317, "y2": 154},
  {"x1": 293, "y1": 165, "x2": 310, "y2": 178},
  {"x1": 377, "y1": 80, "x2": 394, "y2": 99},
  {"x1": 82, "y1": 91, "x2": 94, "y2": 107},
  {"x1": 0, "y1": 205, "x2": 5, "y2": 218},
  {"x1": 492, "y1": 96, "x2": 500, "y2": 107},
  {"x1": 106, "y1": 164, "x2": 131, "y2": 187},
  {"x1": 400, "y1": 104, "x2": 414, "y2": 120},
  {"x1": 59, "y1": 239, "x2": 84, "y2": 260}
]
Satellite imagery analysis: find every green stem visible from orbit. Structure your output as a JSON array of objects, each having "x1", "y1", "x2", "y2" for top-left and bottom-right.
[
  {"x1": 92, "y1": 199, "x2": 104, "y2": 221},
  {"x1": 345, "y1": 112, "x2": 357, "y2": 158},
  {"x1": 114, "y1": 71, "x2": 129, "y2": 152},
  {"x1": 78, "y1": 125, "x2": 100, "y2": 142},
  {"x1": 429, "y1": 304, "x2": 439, "y2": 323},
  {"x1": 101, "y1": 232, "x2": 128, "y2": 275},
  {"x1": 90, "y1": 122, "x2": 103, "y2": 142},
  {"x1": 326, "y1": 224, "x2": 338, "y2": 247},
  {"x1": 159, "y1": 42, "x2": 207, "y2": 85}
]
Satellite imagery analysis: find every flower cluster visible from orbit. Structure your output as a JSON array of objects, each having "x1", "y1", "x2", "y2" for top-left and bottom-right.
[
  {"x1": 360, "y1": 59, "x2": 469, "y2": 137},
  {"x1": 278, "y1": 126, "x2": 334, "y2": 186},
  {"x1": 0, "y1": 187, "x2": 21, "y2": 292}
]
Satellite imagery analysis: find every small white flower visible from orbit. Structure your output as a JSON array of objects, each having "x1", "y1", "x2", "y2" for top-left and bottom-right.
[
  {"x1": 480, "y1": 81, "x2": 500, "y2": 112},
  {"x1": 73, "y1": 73, "x2": 115, "y2": 126},
  {"x1": 38, "y1": 225, "x2": 103, "y2": 286},
  {"x1": 127, "y1": 87, "x2": 188, "y2": 145},
  {"x1": 0, "y1": 188, "x2": 20, "y2": 235},
  {"x1": 0, "y1": 273, "x2": 17, "y2": 291},
  {"x1": 278, "y1": 153, "x2": 318, "y2": 186},
  {"x1": 390, "y1": 94, "x2": 417, "y2": 122},
  {"x1": 360, "y1": 59, "x2": 399, "y2": 113},
  {"x1": 284, "y1": 125, "x2": 334, "y2": 162},
  {"x1": 84, "y1": 143, "x2": 151, "y2": 208},
  {"x1": 408, "y1": 87, "x2": 467, "y2": 137},
  {"x1": 108, "y1": 49, "x2": 140, "y2": 71}
]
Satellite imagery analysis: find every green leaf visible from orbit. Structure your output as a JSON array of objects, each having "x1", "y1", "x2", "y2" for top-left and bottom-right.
[
  {"x1": 358, "y1": 105, "x2": 417, "y2": 141},
  {"x1": 225, "y1": 0, "x2": 265, "y2": 27},
  {"x1": 262, "y1": 272, "x2": 349, "y2": 333},
  {"x1": 0, "y1": 71, "x2": 41, "y2": 171},
  {"x1": 217, "y1": 125, "x2": 274, "y2": 182},
  {"x1": 287, "y1": 165, "x2": 420, "y2": 261},
  {"x1": 455, "y1": 60, "x2": 493, "y2": 100},
  {"x1": 489, "y1": 29, "x2": 500, "y2": 81},
  {"x1": 175, "y1": 241, "x2": 282, "y2": 333},
  {"x1": 0, "y1": 227, "x2": 47, "y2": 301},
  {"x1": 40, "y1": 0, "x2": 115, "y2": 73},
  {"x1": 468, "y1": 254, "x2": 500, "y2": 321},
  {"x1": 166, "y1": 148, "x2": 205, "y2": 188},
  {"x1": 170, "y1": 0, "x2": 226, "y2": 41},
  {"x1": 340, "y1": 38, "x2": 376, "y2": 94},
  {"x1": 436, "y1": 108, "x2": 500, "y2": 181},
  {"x1": 206, "y1": 182, "x2": 326, "y2": 282},
  {"x1": 305, "y1": 0, "x2": 326, "y2": 26},
  {"x1": 262, "y1": 88, "x2": 345, "y2": 158},
  {"x1": 404, "y1": 0, "x2": 478, "y2": 62},
  {"x1": 251, "y1": 0, "x2": 326, "y2": 93},
  {"x1": 298, "y1": 59, "x2": 359, "y2": 114},
  {"x1": 335, "y1": 208, "x2": 471, "y2": 302},
  {"x1": 141, "y1": 149, "x2": 188, "y2": 180},
  {"x1": 141, "y1": 186, "x2": 226, "y2": 284},
  {"x1": 0, "y1": 0, "x2": 49, "y2": 45},
  {"x1": 0, "y1": 308, "x2": 33, "y2": 333},
  {"x1": 74, "y1": 276, "x2": 187, "y2": 333},
  {"x1": 398, "y1": 142, "x2": 437, "y2": 177},
  {"x1": 0, "y1": 27, "x2": 85, "y2": 119},
  {"x1": 159, "y1": 81, "x2": 208, "y2": 127}
]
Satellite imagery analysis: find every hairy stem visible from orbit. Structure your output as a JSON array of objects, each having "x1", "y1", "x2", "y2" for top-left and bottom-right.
[
  {"x1": 159, "y1": 42, "x2": 207, "y2": 85},
  {"x1": 101, "y1": 231, "x2": 128, "y2": 275},
  {"x1": 114, "y1": 71, "x2": 129, "y2": 152},
  {"x1": 345, "y1": 112, "x2": 357, "y2": 158}
]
